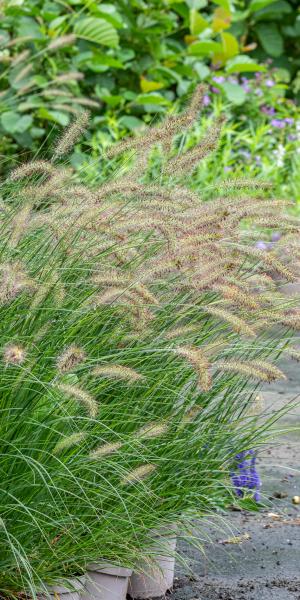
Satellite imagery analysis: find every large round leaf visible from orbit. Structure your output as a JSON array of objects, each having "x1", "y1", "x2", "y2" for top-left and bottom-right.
[
  {"x1": 74, "y1": 17, "x2": 119, "y2": 48},
  {"x1": 256, "y1": 23, "x2": 284, "y2": 57}
]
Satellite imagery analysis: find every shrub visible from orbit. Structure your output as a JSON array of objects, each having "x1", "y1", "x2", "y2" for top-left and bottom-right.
[
  {"x1": 0, "y1": 0, "x2": 298, "y2": 163},
  {"x1": 0, "y1": 87, "x2": 299, "y2": 597}
]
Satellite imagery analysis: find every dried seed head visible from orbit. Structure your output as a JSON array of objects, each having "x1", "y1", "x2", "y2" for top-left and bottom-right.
[
  {"x1": 121, "y1": 463, "x2": 156, "y2": 485},
  {"x1": 9, "y1": 204, "x2": 31, "y2": 249},
  {"x1": 47, "y1": 34, "x2": 77, "y2": 51},
  {"x1": 13, "y1": 64, "x2": 33, "y2": 83},
  {"x1": 54, "y1": 72, "x2": 84, "y2": 83},
  {"x1": 89, "y1": 441, "x2": 122, "y2": 459},
  {"x1": 11, "y1": 49, "x2": 30, "y2": 67},
  {"x1": 213, "y1": 283, "x2": 259, "y2": 310},
  {"x1": 57, "y1": 345, "x2": 86, "y2": 373},
  {"x1": 53, "y1": 431, "x2": 86, "y2": 454},
  {"x1": 135, "y1": 422, "x2": 168, "y2": 440},
  {"x1": 206, "y1": 306, "x2": 257, "y2": 338},
  {"x1": 0, "y1": 262, "x2": 33, "y2": 306},
  {"x1": 181, "y1": 406, "x2": 202, "y2": 424},
  {"x1": 53, "y1": 110, "x2": 90, "y2": 159},
  {"x1": 165, "y1": 324, "x2": 200, "y2": 340},
  {"x1": 9, "y1": 160, "x2": 55, "y2": 182},
  {"x1": 3, "y1": 344, "x2": 26, "y2": 365},
  {"x1": 56, "y1": 383, "x2": 98, "y2": 418},
  {"x1": 92, "y1": 364, "x2": 144, "y2": 384},
  {"x1": 284, "y1": 346, "x2": 300, "y2": 361},
  {"x1": 216, "y1": 360, "x2": 286, "y2": 382},
  {"x1": 175, "y1": 346, "x2": 211, "y2": 391}
]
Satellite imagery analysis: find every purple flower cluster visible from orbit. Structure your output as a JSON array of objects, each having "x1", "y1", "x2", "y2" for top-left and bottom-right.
[{"x1": 230, "y1": 449, "x2": 261, "y2": 502}]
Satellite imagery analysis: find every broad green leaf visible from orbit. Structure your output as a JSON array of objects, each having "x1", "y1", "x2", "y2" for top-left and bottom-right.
[
  {"x1": 190, "y1": 9, "x2": 209, "y2": 34},
  {"x1": 1, "y1": 112, "x2": 20, "y2": 134},
  {"x1": 17, "y1": 16, "x2": 43, "y2": 39},
  {"x1": 14, "y1": 115, "x2": 33, "y2": 133},
  {"x1": 93, "y1": 5, "x2": 124, "y2": 29},
  {"x1": 188, "y1": 40, "x2": 223, "y2": 56},
  {"x1": 221, "y1": 82, "x2": 246, "y2": 105},
  {"x1": 140, "y1": 78, "x2": 165, "y2": 93},
  {"x1": 254, "y1": 0, "x2": 292, "y2": 19},
  {"x1": 212, "y1": 7, "x2": 231, "y2": 32},
  {"x1": 101, "y1": 94, "x2": 123, "y2": 106},
  {"x1": 226, "y1": 55, "x2": 266, "y2": 73},
  {"x1": 185, "y1": 0, "x2": 208, "y2": 8},
  {"x1": 256, "y1": 23, "x2": 283, "y2": 57},
  {"x1": 37, "y1": 108, "x2": 70, "y2": 126},
  {"x1": 135, "y1": 93, "x2": 170, "y2": 105},
  {"x1": 0, "y1": 112, "x2": 33, "y2": 134},
  {"x1": 74, "y1": 17, "x2": 119, "y2": 48},
  {"x1": 249, "y1": 0, "x2": 277, "y2": 11},
  {"x1": 119, "y1": 116, "x2": 144, "y2": 131},
  {"x1": 221, "y1": 32, "x2": 239, "y2": 59},
  {"x1": 213, "y1": 0, "x2": 231, "y2": 11},
  {"x1": 86, "y1": 55, "x2": 124, "y2": 72},
  {"x1": 0, "y1": 30, "x2": 10, "y2": 46},
  {"x1": 193, "y1": 62, "x2": 210, "y2": 79}
]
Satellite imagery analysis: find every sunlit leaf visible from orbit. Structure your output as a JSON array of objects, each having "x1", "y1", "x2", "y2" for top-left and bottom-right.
[
  {"x1": 221, "y1": 82, "x2": 246, "y2": 105},
  {"x1": 221, "y1": 32, "x2": 239, "y2": 59},
  {"x1": 188, "y1": 40, "x2": 223, "y2": 55},
  {"x1": 212, "y1": 7, "x2": 231, "y2": 32},
  {"x1": 190, "y1": 9, "x2": 209, "y2": 34},
  {"x1": 140, "y1": 78, "x2": 165, "y2": 93},
  {"x1": 226, "y1": 55, "x2": 266, "y2": 73},
  {"x1": 74, "y1": 17, "x2": 119, "y2": 48},
  {"x1": 249, "y1": 0, "x2": 277, "y2": 12}
]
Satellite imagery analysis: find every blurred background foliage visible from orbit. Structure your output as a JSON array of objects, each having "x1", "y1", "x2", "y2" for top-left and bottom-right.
[{"x1": 0, "y1": 0, "x2": 299, "y2": 201}]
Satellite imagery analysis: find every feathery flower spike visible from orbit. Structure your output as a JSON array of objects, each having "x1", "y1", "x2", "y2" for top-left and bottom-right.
[
  {"x1": 56, "y1": 383, "x2": 98, "y2": 418},
  {"x1": 121, "y1": 463, "x2": 156, "y2": 485},
  {"x1": 53, "y1": 432, "x2": 86, "y2": 454},
  {"x1": 175, "y1": 346, "x2": 211, "y2": 391},
  {"x1": 89, "y1": 441, "x2": 122, "y2": 459},
  {"x1": 92, "y1": 364, "x2": 144, "y2": 384}
]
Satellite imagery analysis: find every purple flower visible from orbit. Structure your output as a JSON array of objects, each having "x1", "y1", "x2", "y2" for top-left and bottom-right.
[
  {"x1": 261, "y1": 105, "x2": 275, "y2": 116},
  {"x1": 256, "y1": 240, "x2": 268, "y2": 251},
  {"x1": 288, "y1": 134, "x2": 297, "y2": 141},
  {"x1": 242, "y1": 82, "x2": 251, "y2": 93},
  {"x1": 265, "y1": 78, "x2": 275, "y2": 88},
  {"x1": 202, "y1": 94, "x2": 211, "y2": 106},
  {"x1": 240, "y1": 149, "x2": 251, "y2": 160},
  {"x1": 212, "y1": 75, "x2": 225, "y2": 84},
  {"x1": 270, "y1": 118, "x2": 285, "y2": 129},
  {"x1": 284, "y1": 117, "x2": 294, "y2": 125},
  {"x1": 271, "y1": 231, "x2": 281, "y2": 242},
  {"x1": 230, "y1": 450, "x2": 261, "y2": 502},
  {"x1": 211, "y1": 86, "x2": 220, "y2": 94}
]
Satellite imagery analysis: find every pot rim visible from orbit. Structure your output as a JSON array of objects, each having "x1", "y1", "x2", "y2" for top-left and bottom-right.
[
  {"x1": 44, "y1": 575, "x2": 85, "y2": 594},
  {"x1": 87, "y1": 563, "x2": 132, "y2": 577}
]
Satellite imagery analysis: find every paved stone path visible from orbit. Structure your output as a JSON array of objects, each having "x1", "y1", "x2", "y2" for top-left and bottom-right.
[{"x1": 172, "y1": 348, "x2": 300, "y2": 600}]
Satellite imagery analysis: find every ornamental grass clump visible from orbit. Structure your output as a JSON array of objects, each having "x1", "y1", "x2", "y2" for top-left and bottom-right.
[{"x1": 0, "y1": 85, "x2": 299, "y2": 598}]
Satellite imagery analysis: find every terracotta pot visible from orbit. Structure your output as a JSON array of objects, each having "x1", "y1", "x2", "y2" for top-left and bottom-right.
[
  {"x1": 81, "y1": 563, "x2": 132, "y2": 600},
  {"x1": 128, "y1": 526, "x2": 177, "y2": 599},
  {"x1": 38, "y1": 576, "x2": 85, "y2": 599}
]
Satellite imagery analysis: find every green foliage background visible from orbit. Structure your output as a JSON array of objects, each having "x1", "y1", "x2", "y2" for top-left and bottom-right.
[{"x1": 0, "y1": 0, "x2": 299, "y2": 160}]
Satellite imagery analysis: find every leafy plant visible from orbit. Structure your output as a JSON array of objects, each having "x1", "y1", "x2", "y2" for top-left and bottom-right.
[
  {"x1": 0, "y1": 87, "x2": 299, "y2": 597},
  {"x1": 0, "y1": 0, "x2": 298, "y2": 163}
]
